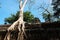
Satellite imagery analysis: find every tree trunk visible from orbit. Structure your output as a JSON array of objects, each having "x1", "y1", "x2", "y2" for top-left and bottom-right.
[
  {"x1": 4, "y1": 0, "x2": 27, "y2": 40},
  {"x1": 17, "y1": 0, "x2": 25, "y2": 40}
]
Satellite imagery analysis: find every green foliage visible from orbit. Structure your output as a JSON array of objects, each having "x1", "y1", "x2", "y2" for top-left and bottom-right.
[
  {"x1": 4, "y1": 11, "x2": 35, "y2": 24},
  {"x1": 52, "y1": 0, "x2": 60, "y2": 21},
  {"x1": 24, "y1": 11, "x2": 34, "y2": 23},
  {"x1": 5, "y1": 14, "x2": 19, "y2": 24},
  {"x1": 42, "y1": 13, "x2": 53, "y2": 22}
]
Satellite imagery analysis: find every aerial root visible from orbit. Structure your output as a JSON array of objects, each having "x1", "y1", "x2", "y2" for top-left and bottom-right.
[
  {"x1": 4, "y1": 32, "x2": 11, "y2": 40},
  {"x1": 4, "y1": 19, "x2": 27, "y2": 40}
]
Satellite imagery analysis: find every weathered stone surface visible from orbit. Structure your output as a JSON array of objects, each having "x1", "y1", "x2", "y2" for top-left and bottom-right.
[{"x1": 0, "y1": 22, "x2": 60, "y2": 40}]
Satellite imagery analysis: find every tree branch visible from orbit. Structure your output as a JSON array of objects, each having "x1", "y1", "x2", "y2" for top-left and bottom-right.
[{"x1": 21, "y1": 0, "x2": 27, "y2": 10}]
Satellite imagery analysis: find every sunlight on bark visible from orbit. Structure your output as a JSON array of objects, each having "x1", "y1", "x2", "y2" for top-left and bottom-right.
[{"x1": 4, "y1": 0, "x2": 27, "y2": 40}]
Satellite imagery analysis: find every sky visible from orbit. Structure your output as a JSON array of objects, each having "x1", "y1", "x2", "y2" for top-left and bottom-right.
[{"x1": 0, "y1": 0, "x2": 52, "y2": 24}]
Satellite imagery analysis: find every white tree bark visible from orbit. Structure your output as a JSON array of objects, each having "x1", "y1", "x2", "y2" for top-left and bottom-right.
[
  {"x1": 4, "y1": 32, "x2": 11, "y2": 40},
  {"x1": 17, "y1": 0, "x2": 27, "y2": 40},
  {"x1": 4, "y1": 0, "x2": 27, "y2": 40}
]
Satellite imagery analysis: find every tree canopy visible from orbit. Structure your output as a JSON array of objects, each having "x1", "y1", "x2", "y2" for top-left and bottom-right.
[
  {"x1": 4, "y1": 11, "x2": 40, "y2": 24},
  {"x1": 42, "y1": 13, "x2": 55, "y2": 22},
  {"x1": 52, "y1": 0, "x2": 60, "y2": 21}
]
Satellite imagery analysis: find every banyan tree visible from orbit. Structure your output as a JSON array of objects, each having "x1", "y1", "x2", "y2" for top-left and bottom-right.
[{"x1": 4, "y1": 0, "x2": 28, "y2": 40}]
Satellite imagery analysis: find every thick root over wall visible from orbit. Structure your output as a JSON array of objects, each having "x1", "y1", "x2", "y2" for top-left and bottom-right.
[
  {"x1": 4, "y1": 19, "x2": 27, "y2": 40},
  {"x1": 4, "y1": 0, "x2": 28, "y2": 40}
]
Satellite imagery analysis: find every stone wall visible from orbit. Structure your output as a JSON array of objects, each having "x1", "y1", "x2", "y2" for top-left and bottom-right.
[{"x1": 0, "y1": 22, "x2": 60, "y2": 40}]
